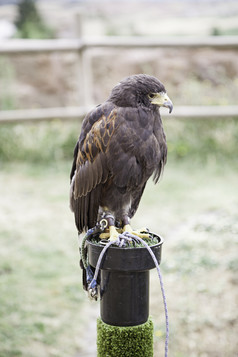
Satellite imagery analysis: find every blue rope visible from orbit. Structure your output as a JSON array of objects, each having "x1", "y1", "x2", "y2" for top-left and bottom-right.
[
  {"x1": 88, "y1": 232, "x2": 169, "y2": 357},
  {"x1": 126, "y1": 233, "x2": 169, "y2": 357}
]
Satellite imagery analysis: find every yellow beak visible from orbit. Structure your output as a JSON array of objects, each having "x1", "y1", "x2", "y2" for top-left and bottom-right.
[{"x1": 150, "y1": 92, "x2": 173, "y2": 113}]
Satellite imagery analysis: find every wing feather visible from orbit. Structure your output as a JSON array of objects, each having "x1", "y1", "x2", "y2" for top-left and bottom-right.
[{"x1": 70, "y1": 102, "x2": 116, "y2": 232}]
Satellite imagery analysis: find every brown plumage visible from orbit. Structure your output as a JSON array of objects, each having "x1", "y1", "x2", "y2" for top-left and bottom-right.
[{"x1": 70, "y1": 74, "x2": 173, "y2": 237}]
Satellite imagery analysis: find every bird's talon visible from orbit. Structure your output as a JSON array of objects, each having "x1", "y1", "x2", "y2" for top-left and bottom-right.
[
  {"x1": 123, "y1": 224, "x2": 152, "y2": 240},
  {"x1": 99, "y1": 225, "x2": 120, "y2": 242},
  {"x1": 99, "y1": 230, "x2": 110, "y2": 239}
]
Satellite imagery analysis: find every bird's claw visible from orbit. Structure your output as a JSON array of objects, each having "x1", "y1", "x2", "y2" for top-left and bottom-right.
[
  {"x1": 123, "y1": 225, "x2": 151, "y2": 239},
  {"x1": 99, "y1": 226, "x2": 121, "y2": 242},
  {"x1": 99, "y1": 224, "x2": 152, "y2": 245},
  {"x1": 99, "y1": 229, "x2": 110, "y2": 239},
  {"x1": 132, "y1": 230, "x2": 151, "y2": 239}
]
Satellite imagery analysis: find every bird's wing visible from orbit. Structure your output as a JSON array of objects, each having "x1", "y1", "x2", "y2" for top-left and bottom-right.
[
  {"x1": 72, "y1": 104, "x2": 118, "y2": 197},
  {"x1": 70, "y1": 103, "x2": 118, "y2": 232}
]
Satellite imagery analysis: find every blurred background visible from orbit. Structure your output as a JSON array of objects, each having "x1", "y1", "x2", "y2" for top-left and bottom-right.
[{"x1": 0, "y1": 0, "x2": 237, "y2": 356}]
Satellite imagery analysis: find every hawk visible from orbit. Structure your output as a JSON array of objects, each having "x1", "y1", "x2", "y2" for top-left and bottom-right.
[{"x1": 70, "y1": 74, "x2": 173, "y2": 240}]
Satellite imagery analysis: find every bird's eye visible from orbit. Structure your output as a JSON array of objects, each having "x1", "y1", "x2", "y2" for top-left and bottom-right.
[{"x1": 148, "y1": 93, "x2": 155, "y2": 99}]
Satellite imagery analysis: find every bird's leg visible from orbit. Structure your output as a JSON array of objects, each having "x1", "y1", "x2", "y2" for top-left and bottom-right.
[
  {"x1": 122, "y1": 216, "x2": 150, "y2": 239},
  {"x1": 99, "y1": 214, "x2": 120, "y2": 241}
]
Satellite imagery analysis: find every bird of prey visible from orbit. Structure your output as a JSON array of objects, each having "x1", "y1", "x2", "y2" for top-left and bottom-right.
[{"x1": 70, "y1": 74, "x2": 173, "y2": 241}]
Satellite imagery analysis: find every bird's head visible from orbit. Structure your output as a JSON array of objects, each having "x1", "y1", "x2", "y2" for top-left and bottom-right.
[{"x1": 109, "y1": 74, "x2": 173, "y2": 113}]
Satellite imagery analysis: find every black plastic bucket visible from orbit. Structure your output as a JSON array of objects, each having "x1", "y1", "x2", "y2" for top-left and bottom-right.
[{"x1": 87, "y1": 234, "x2": 163, "y2": 326}]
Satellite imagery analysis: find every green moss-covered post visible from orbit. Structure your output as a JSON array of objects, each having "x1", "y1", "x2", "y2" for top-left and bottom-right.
[
  {"x1": 97, "y1": 318, "x2": 154, "y2": 357},
  {"x1": 87, "y1": 235, "x2": 163, "y2": 357}
]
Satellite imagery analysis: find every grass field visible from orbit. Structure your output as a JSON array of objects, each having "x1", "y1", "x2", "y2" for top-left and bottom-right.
[{"x1": 0, "y1": 156, "x2": 237, "y2": 357}]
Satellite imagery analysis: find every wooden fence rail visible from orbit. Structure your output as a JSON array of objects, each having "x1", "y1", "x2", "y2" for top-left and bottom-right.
[
  {"x1": 1, "y1": 36, "x2": 238, "y2": 53},
  {"x1": 0, "y1": 106, "x2": 238, "y2": 124}
]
